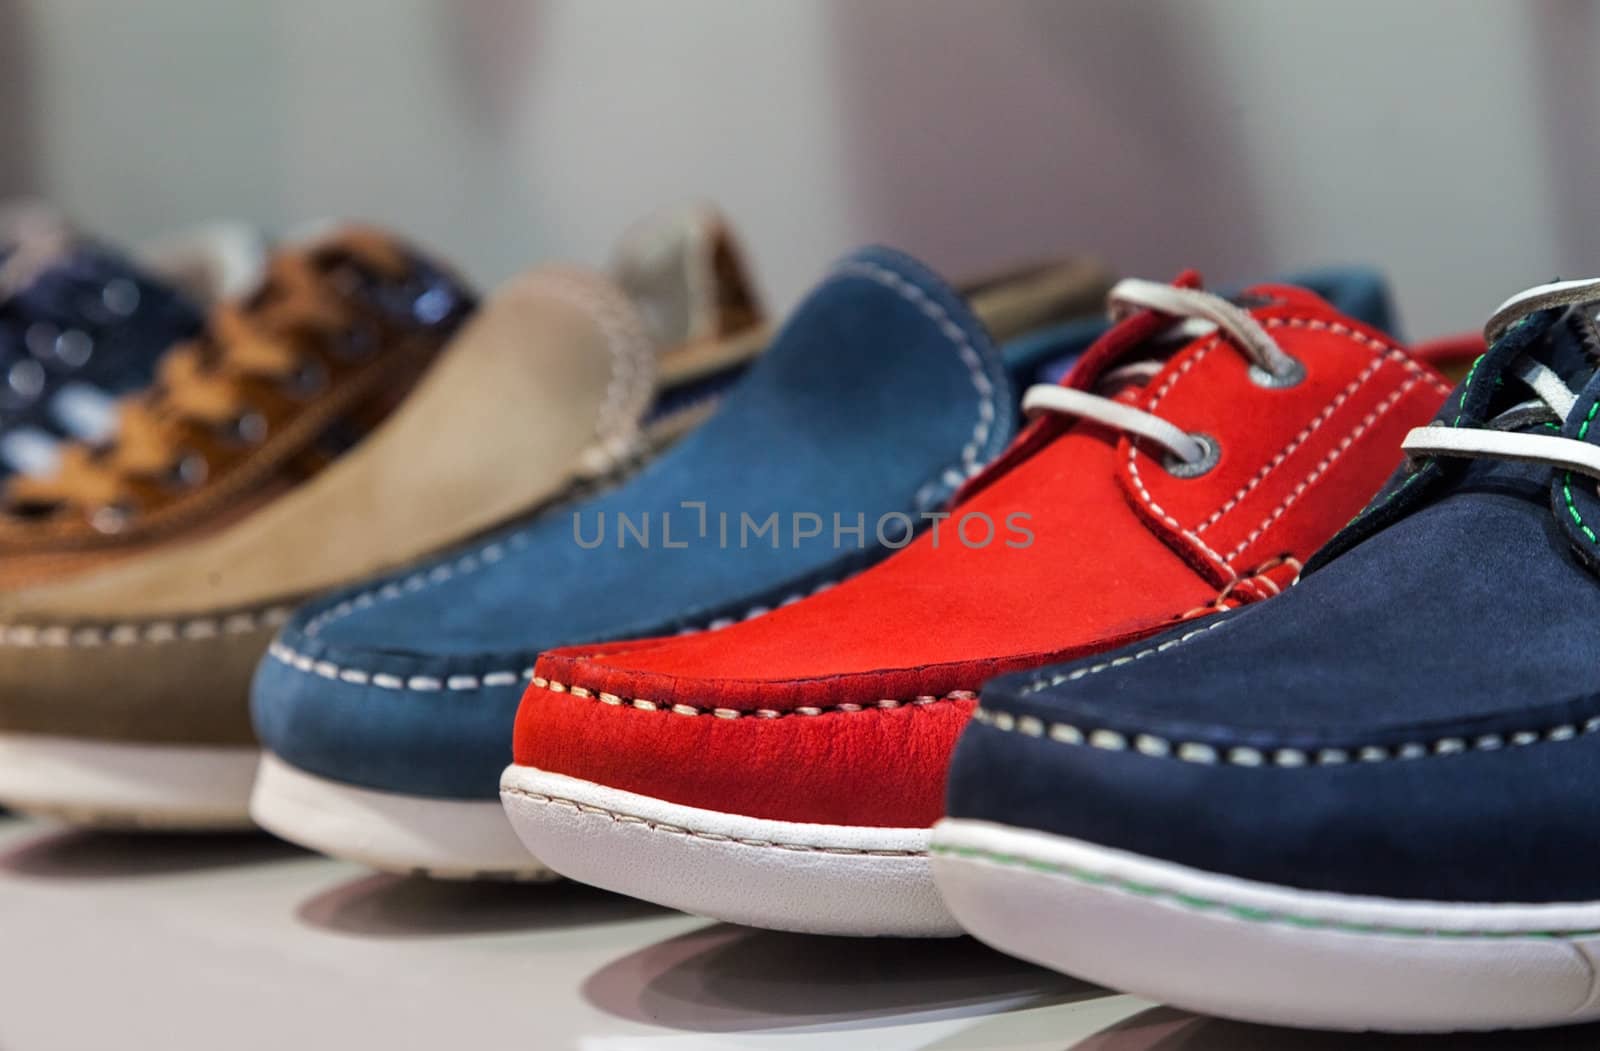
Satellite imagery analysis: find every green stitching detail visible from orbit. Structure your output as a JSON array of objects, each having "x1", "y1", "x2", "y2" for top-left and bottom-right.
[
  {"x1": 1451, "y1": 353, "x2": 1485, "y2": 426},
  {"x1": 1561, "y1": 401, "x2": 1600, "y2": 545},
  {"x1": 931, "y1": 843, "x2": 1600, "y2": 940}
]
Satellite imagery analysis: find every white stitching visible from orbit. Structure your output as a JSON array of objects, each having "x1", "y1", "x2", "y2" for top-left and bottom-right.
[
  {"x1": 502, "y1": 786, "x2": 927, "y2": 857},
  {"x1": 833, "y1": 260, "x2": 1004, "y2": 492},
  {"x1": 1127, "y1": 317, "x2": 1448, "y2": 572},
  {"x1": 303, "y1": 259, "x2": 980, "y2": 643},
  {"x1": 0, "y1": 605, "x2": 292, "y2": 649},
  {"x1": 1195, "y1": 350, "x2": 1390, "y2": 534},
  {"x1": 0, "y1": 276, "x2": 649, "y2": 657},
  {"x1": 282, "y1": 576, "x2": 841, "y2": 694},
  {"x1": 972, "y1": 705, "x2": 1600, "y2": 768},
  {"x1": 1125, "y1": 335, "x2": 1234, "y2": 575},
  {"x1": 1023, "y1": 618, "x2": 1233, "y2": 693},
  {"x1": 267, "y1": 640, "x2": 535, "y2": 692},
  {"x1": 526, "y1": 674, "x2": 976, "y2": 718},
  {"x1": 1224, "y1": 376, "x2": 1419, "y2": 562},
  {"x1": 529, "y1": 271, "x2": 657, "y2": 474}
]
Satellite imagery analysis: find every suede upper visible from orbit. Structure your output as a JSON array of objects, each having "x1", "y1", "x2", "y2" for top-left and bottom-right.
[
  {"x1": 252, "y1": 247, "x2": 1115, "y2": 799},
  {"x1": 0, "y1": 226, "x2": 475, "y2": 588},
  {"x1": 950, "y1": 303, "x2": 1600, "y2": 903},
  {"x1": 512, "y1": 275, "x2": 1468, "y2": 829},
  {"x1": 0, "y1": 262, "x2": 726, "y2": 748}
]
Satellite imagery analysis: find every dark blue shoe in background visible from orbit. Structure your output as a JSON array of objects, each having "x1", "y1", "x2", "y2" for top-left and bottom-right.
[
  {"x1": 933, "y1": 277, "x2": 1600, "y2": 1034},
  {"x1": 0, "y1": 202, "x2": 262, "y2": 478}
]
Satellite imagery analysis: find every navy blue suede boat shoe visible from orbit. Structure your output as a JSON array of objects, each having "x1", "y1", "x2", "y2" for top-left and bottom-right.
[{"x1": 933, "y1": 278, "x2": 1600, "y2": 1034}]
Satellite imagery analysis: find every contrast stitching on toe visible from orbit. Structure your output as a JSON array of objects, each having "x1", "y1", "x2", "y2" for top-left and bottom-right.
[
  {"x1": 1023, "y1": 618, "x2": 1233, "y2": 693},
  {"x1": 504, "y1": 786, "x2": 927, "y2": 857},
  {"x1": 530, "y1": 674, "x2": 977, "y2": 719},
  {"x1": 930, "y1": 843, "x2": 1600, "y2": 938},
  {"x1": 970, "y1": 705, "x2": 1600, "y2": 768},
  {"x1": 832, "y1": 260, "x2": 1004, "y2": 502},
  {"x1": 0, "y1": 605, "x2": 292, "y2": 648},
  {"x1": 267, "y1": 640, "x2": 534, "y2": 693}
]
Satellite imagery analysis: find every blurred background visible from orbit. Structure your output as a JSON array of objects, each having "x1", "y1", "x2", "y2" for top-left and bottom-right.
[{"x1": 0, "y1": 0, "x2": 1588, "y2": 337}]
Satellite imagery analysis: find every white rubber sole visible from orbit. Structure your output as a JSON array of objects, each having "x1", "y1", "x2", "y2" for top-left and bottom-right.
[
  {"x1": 0, "y1": 733, "x2": 259, "y2": 830},
  {"x1": 499, "y1": 764, "x2": 959, "y2": 936},
  {"x1": 252, "y1": 753, "x2": 554, "y2": 881},
  {"x1": 932, "y1": 818, "x2": 1600, "y2": 1032}
]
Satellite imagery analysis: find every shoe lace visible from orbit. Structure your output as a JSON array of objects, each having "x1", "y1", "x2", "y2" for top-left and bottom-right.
[
  {"x1": 1400, "y1": 278, "x2": 1600, "y2": 479},
  {"x1": 1019, "y1": 278, "x2": 1302, "y2": 468},
  {"x1": 3, "y1": 229, "x2": 415, "y2": 524}
]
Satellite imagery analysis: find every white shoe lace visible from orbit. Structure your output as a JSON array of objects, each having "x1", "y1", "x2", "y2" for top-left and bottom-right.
[
  {"x1": 1402, "y1": 278, "x2": 1600, "y2": 480},
  {"x1": 1020, "y1": 278, "x2": 1303, "y2": 472}
]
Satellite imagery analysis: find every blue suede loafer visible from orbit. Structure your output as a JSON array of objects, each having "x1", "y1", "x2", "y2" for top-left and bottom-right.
[{"x1": 934, "y1": 277, "x2": 1600, "y2": 1034}]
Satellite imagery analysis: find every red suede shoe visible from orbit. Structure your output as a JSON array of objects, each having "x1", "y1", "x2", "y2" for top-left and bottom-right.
[{"x1": 502, "y1": 275, "x2": 1475, "y2": 935}]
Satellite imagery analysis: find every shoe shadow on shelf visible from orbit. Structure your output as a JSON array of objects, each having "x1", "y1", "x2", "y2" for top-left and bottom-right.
[
  {"x1": 1067, "y1": 1006, "x2": 1600, "y2": 1050},
  {"x1": 584, "y1": 923, "x2": 1105, "y2": 1034},
  {"x1": 296, "y1": 872, "x2": 671, "y2": 940},
  {"x1": 0, "y1": 826, "x2": 304, "y2": 880}
]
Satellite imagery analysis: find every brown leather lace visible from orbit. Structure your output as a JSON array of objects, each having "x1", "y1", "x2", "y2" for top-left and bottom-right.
[{"x1": 6, "y1": 229, "x2": 414, "y2": 521}]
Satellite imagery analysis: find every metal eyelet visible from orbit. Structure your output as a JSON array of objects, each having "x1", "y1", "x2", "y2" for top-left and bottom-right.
[
  {"x1": 101, "y1": 278, "x2": 141, "y2": 317},
  {"x1": 168, "y1": 450, "x2": 209, "y2": 488},
  {"x1": 90, "y1": 502, "x2": 134, "y2": 534},
  {"x1": 8, "y1": 359, "x2": 45, "y2": 402},
  {"x1": 54, "y1": 329, "x2": 93, "y2": 368},
  {"x1": 1249, "y1": 356, "x2": 1307, "y2": 389},
  {"x1": 229, "y1": 410, "x2": 269, "y2": 445},
  {"x1": 1163, "y1": 432, "x2": 1221, "y2": 478}
]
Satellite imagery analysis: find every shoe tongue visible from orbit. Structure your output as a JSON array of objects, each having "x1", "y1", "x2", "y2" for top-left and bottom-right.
[
  {"x1": 1548, "y1": 309, "x2": 1600, "y2": 393},
  {"x1": 1472, "y1": 308, "x2": 1599, "y2": 429}
]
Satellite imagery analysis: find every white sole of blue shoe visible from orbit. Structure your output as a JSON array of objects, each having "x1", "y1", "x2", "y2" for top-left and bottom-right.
[
  {"x1": 252, "y1": 753, "x2": 553, "y2": 881},
  {"x1": 931, "y1": 817, "x2": 1600, "y2": 1033}
]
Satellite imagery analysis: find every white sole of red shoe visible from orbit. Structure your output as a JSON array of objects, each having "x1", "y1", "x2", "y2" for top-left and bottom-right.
[{"x1": 500, "y1": 764, "x2": 959, "y2": 936}]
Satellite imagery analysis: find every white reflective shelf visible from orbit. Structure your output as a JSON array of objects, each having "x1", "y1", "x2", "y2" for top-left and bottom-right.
[{"x1": 0, "y1": 815, "x2": 1561, "y2": 1050}]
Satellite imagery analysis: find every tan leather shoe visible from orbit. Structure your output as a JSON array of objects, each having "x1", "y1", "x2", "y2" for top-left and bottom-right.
[{"x1": 0, "y1": 206, "x2": 774, "y2": 828}]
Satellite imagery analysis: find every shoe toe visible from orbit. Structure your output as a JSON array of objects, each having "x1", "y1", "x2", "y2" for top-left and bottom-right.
[
  {"x1": 953, "y1": 614, "x2": 1600, "y2": 904},
  {"x1": 252, "y1": 617, "x2": 532, "y2": 801}
]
